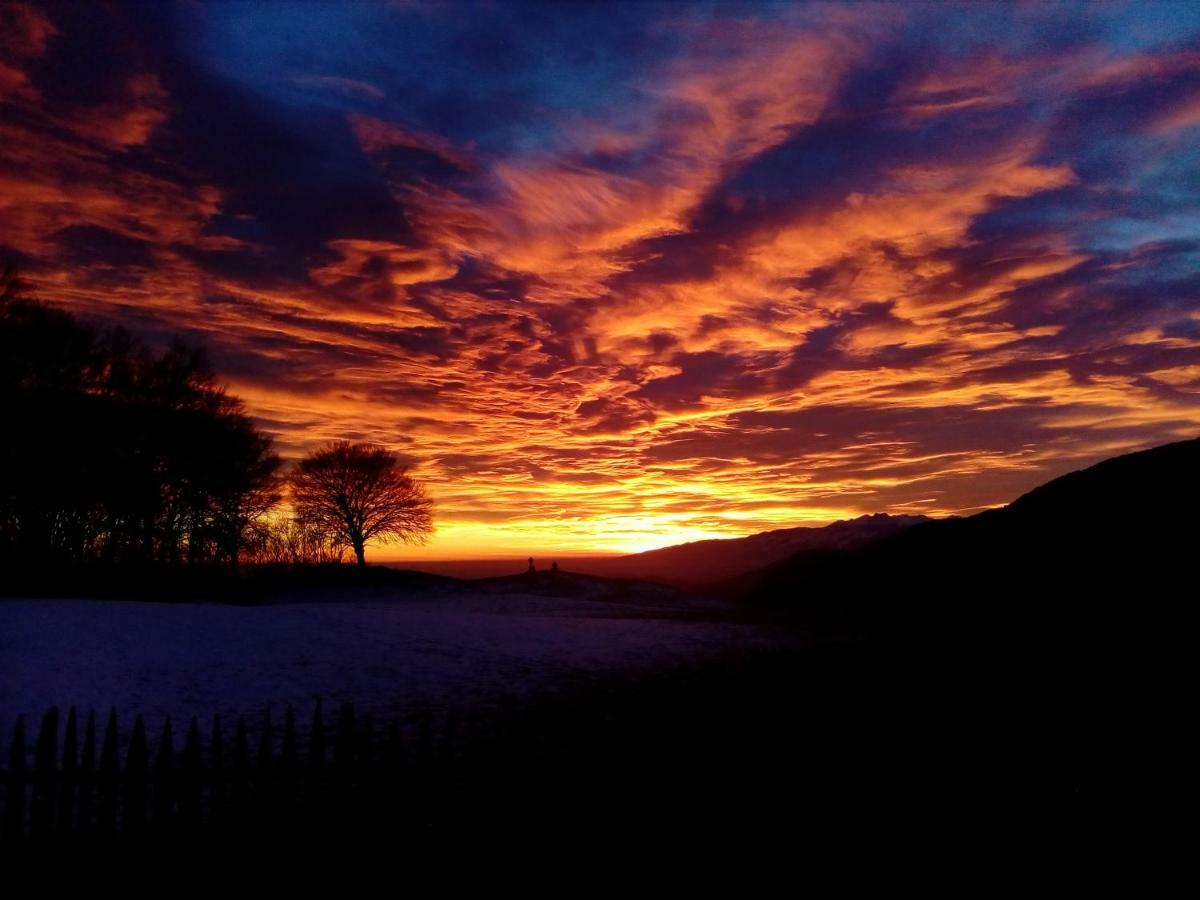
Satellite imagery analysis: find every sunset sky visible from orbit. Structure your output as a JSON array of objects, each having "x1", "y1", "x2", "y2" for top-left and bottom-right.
[{"x1": 2, "y1": 1, "x2": 1200, "y2": 558}]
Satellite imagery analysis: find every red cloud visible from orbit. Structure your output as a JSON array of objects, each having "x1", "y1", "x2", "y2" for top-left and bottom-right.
[{"x1": 3, "y1": 2, "x2": 1199, "y2": 557}]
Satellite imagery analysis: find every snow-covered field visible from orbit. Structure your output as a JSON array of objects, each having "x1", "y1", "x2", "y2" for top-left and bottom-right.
[{"x1": 0, "y1": 582, "x2": 799, "y2": 739}]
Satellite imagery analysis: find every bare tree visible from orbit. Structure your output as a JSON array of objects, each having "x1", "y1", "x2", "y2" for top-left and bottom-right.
[{"x1": 290, "y1": 441, "x2": 433, "y2": 566}]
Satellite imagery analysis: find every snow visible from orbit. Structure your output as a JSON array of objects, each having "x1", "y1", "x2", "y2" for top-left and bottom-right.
[{"x1": 0, "y1": 584, "x2": 799, "y2": 741}]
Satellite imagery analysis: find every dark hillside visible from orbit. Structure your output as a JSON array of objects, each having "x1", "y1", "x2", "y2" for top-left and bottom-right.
[
  {"x1": 735, "y1": 437, "x2": 1200, "y2": 634},
  {"x1": 572, "y1": 513, "x2": 928, "y2": 587},
  {"x1": 728, "y1": 438, "x2": 1199, "y2": 811}
]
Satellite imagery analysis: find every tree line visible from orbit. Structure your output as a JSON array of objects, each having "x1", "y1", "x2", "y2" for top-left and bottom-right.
[{"x1": 0, "y1": 268, "x2": 432, "y2": 577}]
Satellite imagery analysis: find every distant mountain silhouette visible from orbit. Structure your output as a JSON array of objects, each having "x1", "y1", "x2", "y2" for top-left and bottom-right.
[
  {"x1": 728, "y1": 438, "x2": 1198, "y2": 810},
  {"x1": 567, "y1": 513, "x2": 929, "y2": 587},
  {"x1": 731, "y1": 437, "x2": 1200, "y2": 635}
]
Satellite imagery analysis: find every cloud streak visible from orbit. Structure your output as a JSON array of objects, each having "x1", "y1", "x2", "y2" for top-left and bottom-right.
[{"x1": 3, "y1": 1, "x2": 1199, "y2": 556}]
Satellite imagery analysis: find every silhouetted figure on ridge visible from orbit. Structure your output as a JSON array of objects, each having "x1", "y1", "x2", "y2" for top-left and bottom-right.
[
  {"x1": 527, "y1": 557, "x2": 535, "y2": 574},
  {"x1": 551, "y1": 561, "x2": 559, "y2": 574}
]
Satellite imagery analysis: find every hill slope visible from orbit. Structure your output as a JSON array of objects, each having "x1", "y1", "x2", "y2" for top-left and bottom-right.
[
  {"x1": 569, "y1": 513, "x2": 928, "y2": 587},
  {"x1": 756, "y1": 436, "x2": 1200, "y2": 806},
  {"x1": 735, "y1": 437, "x2": 1200, "y2": 629}
]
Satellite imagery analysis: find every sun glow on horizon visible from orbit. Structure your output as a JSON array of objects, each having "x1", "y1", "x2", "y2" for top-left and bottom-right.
[
  {"x1": 2, "y1": 0, "x2": 1199, "y2": 557},
  {"x1": 373, "y1": 503, "x2": 895, "y2": 560}
]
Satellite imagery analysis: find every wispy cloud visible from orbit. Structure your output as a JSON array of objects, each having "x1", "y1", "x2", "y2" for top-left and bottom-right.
[{"x1": 2, "y1": 1, "x2": 1199, "y2": 555}]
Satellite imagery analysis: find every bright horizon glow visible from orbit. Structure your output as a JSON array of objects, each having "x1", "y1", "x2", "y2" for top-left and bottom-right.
[
  {"x1": 374, "y1": 517, "x2": 798, "y2": 561},
  {"x1": 3, "y1": 1, "x2": 1199, "y2": 557}
]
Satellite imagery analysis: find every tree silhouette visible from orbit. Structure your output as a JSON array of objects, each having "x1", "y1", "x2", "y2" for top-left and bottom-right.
[
  {"x1": 290, "y1": 442, "x2": 433, "y2": 566},
  {"x1": 205, "y1": 419, "x2": 281, "y2": 573},
  {"x1": 1, "y1": 267, "x2": 282, "y2": 574}
]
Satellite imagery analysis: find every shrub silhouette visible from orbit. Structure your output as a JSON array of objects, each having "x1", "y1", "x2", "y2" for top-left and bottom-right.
[{"x1": 246, "y1": 515, "x2": 348, "y2": 566}]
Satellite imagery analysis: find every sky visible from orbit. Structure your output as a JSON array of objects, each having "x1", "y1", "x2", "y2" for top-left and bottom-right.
[{"x1": 2, "y1": 1, "x2": 1200, "y2": 559}]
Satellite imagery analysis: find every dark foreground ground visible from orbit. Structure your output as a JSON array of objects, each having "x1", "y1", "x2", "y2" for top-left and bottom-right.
[
  {"x1": 1, "y1": 626, "x2": 1126, "y2": 860},
  {"x1": 5, "y1": 441, "x2": 1192, "y2": 866},
  {"x1": 2, "y1": 567, "x2": 1174, "y2": 861}
]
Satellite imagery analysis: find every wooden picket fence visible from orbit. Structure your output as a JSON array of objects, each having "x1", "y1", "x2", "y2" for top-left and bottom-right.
[
  {"x1": 0, "y1": 648, "x2": 916, "y2": 845},
  {"x1": 0, "y1": 701, "x2": 476, "y2": 843}
]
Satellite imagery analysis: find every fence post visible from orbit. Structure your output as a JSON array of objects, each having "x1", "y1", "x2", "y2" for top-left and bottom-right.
[
  {"x1": 78, "y1": 711, "x2": 95, "y2": 835},
  {"x1": 57, "y1": 707, "x2": 78, "y2": 837},
  {"x1": 416, "y1": 710, "x2": 434, "y2": 830},
  {"x1": 384, "y1": 719, "x2": 405, "y2": 770},
  {"x1": 333, "y1": 703, "x2": 356, "y2": 826},
  {"x1": 359, "y1": 713, "x2": 375, "y2": 790},
  {"x1": 281, "y1": 706, "x2": 297, "y2": 769},
  {"x1": 153, "y1": 718, "x2": 175, "y2": 831},
  {"x1": 209, "y1": 715, "x2": 225, "y2": 827},
  {"x1": 309, "y1": 700, "x2": 325, "y2": 770},
  {"x1": 257, "y1": 708, "x2": 273, "y2": 771},
  {"x1": 125, "y1": 715, "x2": 149, "y2": 836},
  {"x1": 358, "y1": 713, "x2": 376, "y2": 831},
  {"x1": 417, "y1": 710, "x2": 433, "y2": 769},
  {"x1": 441, "y1": 709, "x2": 459, "y2": 764},
  {"x1": 231, "y1": 717, "x2": 249, "y2": 823},
  {"x1": 96, "y1": 709, "x2": 119, "y2": 836},
  {"x1": 440, "y1": 708, "x2": 461, "y2": 825},
  {"x1": 359, "y1": 714, "x2": 375, "y2": 766},
  {"x1": 256, "y1": 708, "x2": 273, "y2": 823},
  {"x1": 179, "y1": 718, "x2": 202, "y2": 833},
  {"x1": 31, "y1": 706, "x2": 59, "y2": 836},
  {"x1": 334, "y1": 703, "x2": 356, "y2": 771},
  {"x1": 308, "y1": 700, "x2": 325, "y2": 823},
  {"x1": 382, "y1": 718, "x2": 406, "y2": 831},
  {"x1": 3, "y1": 715, "x2": 27, "y2": 841},
  {"x1": 279, "y1": 706, "x2": 297, "y2": 822}
]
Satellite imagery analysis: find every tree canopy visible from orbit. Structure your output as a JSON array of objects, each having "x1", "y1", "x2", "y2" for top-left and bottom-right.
[
  {"x1": 0, "y1": 268, "x2": 281, "y2": 572},
  {"x1": 290, "y1": 441, "x2": 434, "y2": 566},
  {"x1": 1, "y1": 268, "x2": 436, "y2": 582}
]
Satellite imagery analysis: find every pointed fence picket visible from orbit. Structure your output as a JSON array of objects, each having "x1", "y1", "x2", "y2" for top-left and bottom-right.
[
  {"x1": 0, "y1": 700, "x2": 435, "y2": 842},
  {"x1": 0, "y1": 650, "x2": 865, "y2": 846}
]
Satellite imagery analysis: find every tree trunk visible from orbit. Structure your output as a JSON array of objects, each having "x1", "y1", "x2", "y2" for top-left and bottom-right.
[{"x1": 353, "y1": 540, "x2": 366, "y2": 567}]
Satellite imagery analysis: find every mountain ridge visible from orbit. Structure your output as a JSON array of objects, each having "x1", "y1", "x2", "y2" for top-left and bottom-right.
[
  {"x1": 732, "y1": 436, "x2": 1200, "y2": 628},
  {"x1": 567, "y1": 512, "x2": 930, "y2": 587}
]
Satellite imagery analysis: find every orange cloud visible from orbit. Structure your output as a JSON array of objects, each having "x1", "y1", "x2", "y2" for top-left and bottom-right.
[
  {"x1": 69, "y1": 73, "x2": 170, "y2": 149},
  {"x1": 4, "y1": 2, "x2": 1199, "y2": 559}
]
